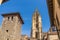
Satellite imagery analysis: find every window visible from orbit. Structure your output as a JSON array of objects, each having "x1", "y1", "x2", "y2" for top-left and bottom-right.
[
  {"x1": 36, "y1": 24, "x2": 38, "y2": 30},
  {"x1": 36, "y1": 32, "x2": 38, "y2": 38},
  {"x1": 6, "y1": 30, "x2": 8, "y2": 32},
  {"x1": 28, "y1": 39, "x2": 30, "y2": 40},
  {"x1": 8, "y1": 17, "x2": 10, "y2": 21},
  {"x1": 12, "y1": 16, "x2": 13, "y2": 20},
  {"x1": 36, "y1": 16, "x2": 38, "y2": 22},
  {"x1": 7, "y1": 38, "x2": 9, "y2": 40}
]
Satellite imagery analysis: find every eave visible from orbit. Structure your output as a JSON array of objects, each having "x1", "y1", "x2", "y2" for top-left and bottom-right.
[{"x1": 47, "y1": 0, "x2": 55, "y2": 26}]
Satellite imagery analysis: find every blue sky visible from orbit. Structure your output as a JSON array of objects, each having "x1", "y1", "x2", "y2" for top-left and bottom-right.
[{"x1": 0, "y1": 0, "x2": 50, "y2": 37}]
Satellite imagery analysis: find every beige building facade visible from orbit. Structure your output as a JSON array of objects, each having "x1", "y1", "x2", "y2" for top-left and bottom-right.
[
  {"x1": 47, "y1": 26, "x2": 59, "y2": 40},
  {"x1": 0, "y1": 12, "x2": 24, "y2": 40},
  {"x1": 47, "y1": 32, "x2": 59, "y2": 40}
]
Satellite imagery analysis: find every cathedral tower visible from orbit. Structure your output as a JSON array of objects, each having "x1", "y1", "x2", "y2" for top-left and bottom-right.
[
  {"x1": 31, "y1": 9, "x2": 42, "y2": 40},
  {"x1": 1, "y1": 12, "x2": 24, "y2": 40}
]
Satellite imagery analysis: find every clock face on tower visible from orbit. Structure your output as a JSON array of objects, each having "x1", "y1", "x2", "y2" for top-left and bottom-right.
[{"x1": 57, "y1": 0, "x2": 60, "y2": 6}]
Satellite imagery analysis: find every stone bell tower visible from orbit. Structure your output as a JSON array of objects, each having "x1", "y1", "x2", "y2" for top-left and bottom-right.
[
  {"x1": 1, "y1": 12, "x2": 24, "y2": 40},
  {"x1": 31, "y1": 9, "x2": 42, "y2": 40}
]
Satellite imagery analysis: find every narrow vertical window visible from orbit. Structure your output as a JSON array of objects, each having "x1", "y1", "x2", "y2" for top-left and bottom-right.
[
  {"x1": 12, "y1": 16, "x2": 13, "y2": 21},
  {"x1": 7, "y1": 38, "x2": 9, "y2": 40},
  {"x1": 36, "y1": 24, "x2": 38, "y2": 30},
  {"x1": 36, "y1": 32, "x2": 38, "y2": 38}
]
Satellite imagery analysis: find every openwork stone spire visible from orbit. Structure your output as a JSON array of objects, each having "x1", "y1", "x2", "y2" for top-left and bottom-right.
[{"x1": 31, "y1": 9, "x2": 42, "y2": 40}]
